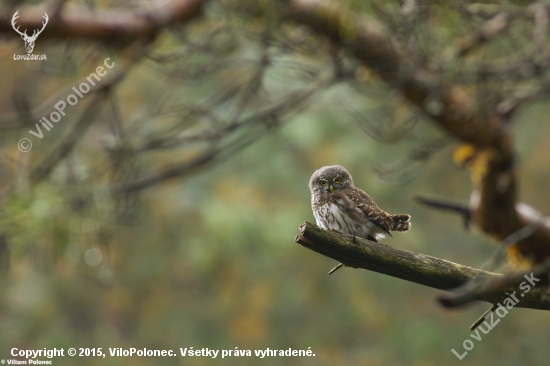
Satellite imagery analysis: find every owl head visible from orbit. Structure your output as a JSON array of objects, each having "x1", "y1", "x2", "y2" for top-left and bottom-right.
[{"x1": 309, "y1": 165, "x2": 354, "y2": 195}]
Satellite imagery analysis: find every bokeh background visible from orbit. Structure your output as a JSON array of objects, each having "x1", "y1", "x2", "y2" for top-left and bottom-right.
[{"x1": 1, "y1": 1, "x2": 550, "y2": 365}]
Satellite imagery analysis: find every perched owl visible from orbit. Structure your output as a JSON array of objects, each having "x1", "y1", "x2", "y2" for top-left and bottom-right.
[{"x1": 309, "y1": 165, "x2": 411, "y2": 273}]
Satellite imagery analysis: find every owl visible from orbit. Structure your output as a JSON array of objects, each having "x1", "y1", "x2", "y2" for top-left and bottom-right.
[{"x1": 309, "y1": 165, "x2": 411, "y2": 273}]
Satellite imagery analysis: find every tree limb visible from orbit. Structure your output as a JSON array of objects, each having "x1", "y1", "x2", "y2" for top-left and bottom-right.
[
  {"x1": 285, "y1": 0, "x2": 550, "y2": 270},
  {"x1": 0, "y1": 0, "x2": 207, "y2": 44},
  {"x1": 295, "y1": 221, "x2": 550, "y2": 311},
  {"x1": 439, "y1": 258, "x2": 550, "y2": 309},
  {"x1": 284, "y1": 0, "x2": 504, "y2": 147}
]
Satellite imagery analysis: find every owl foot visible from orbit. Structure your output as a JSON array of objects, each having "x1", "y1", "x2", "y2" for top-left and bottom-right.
[{"x1": 328, "y1": 263, "x2": 345, "y2": 275}]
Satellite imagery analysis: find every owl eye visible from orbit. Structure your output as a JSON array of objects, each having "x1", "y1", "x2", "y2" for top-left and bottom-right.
[
  {"x1": 334, "y1": 177, "x2": 341, "y2": 184},
  {"x1": 320, "y1": 180, "x2": 327, "y2": 187}
]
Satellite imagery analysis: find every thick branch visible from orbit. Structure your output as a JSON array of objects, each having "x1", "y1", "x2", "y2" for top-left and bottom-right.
[
  {"x1": 0, "y1": 0, "x2": 207, "y2": 43},
  {"x1": 284, "y1": 0, "x2": 504, "y2": 147},
  {"x1": 295, "y1": 221, "x2": 550, "y2": 311},
  {"x1": 285, "y1": 0, "x2": 550, "y2": 268}
]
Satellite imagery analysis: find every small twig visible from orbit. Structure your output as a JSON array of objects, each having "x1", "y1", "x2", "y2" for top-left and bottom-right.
[
  {"x1": 28, "y1": 61, "x2": 131, "y2": 183},
  {"x1": 112, "y1": 148, "x2": 218, "y2": 194},
  {"x1": 458, "y1": 13, "x2": 510, "y2": 57},
  {"x1": 479, "y1": 219, "x2": 542, "y2": 272},
  {"x1": 328, "y1": 263, "x2": 344, "y2": 275},
  {"x1": 470, "y1": 304, "x2": 498, "y2": 331},
  {"x1": 496, "y1": 73, "x2": 550, "y2": 116},
  {"x1": 415, "y1": 196, "x2": 472, "y2": 229},
  {"x1": 29, "y1": 92, "x2": 109, "y2": 183},
  {"x1": 531, "y1": 3, "x2": 548, "y2": 53}
]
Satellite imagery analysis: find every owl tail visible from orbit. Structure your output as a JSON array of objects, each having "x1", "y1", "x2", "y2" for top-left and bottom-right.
[{"x1": 391, "y1": 214, "x2": 411, "y2": 232}]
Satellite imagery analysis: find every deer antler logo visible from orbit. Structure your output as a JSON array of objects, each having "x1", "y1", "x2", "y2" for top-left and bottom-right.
[{"x1": 12, "y1": 11, "x2": 49, "y2": 54}]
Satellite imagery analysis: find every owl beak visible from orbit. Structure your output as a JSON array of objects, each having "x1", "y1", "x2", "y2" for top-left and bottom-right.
[{"x1": 329, "y1": 185, "x2": 334, "y2": 193}]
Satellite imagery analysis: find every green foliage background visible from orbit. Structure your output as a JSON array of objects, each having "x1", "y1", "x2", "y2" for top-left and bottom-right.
[{"x1": 3, "y1": 104, "x2": 550, "y2": 365}]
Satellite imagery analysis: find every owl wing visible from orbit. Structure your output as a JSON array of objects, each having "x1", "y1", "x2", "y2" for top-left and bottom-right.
[{"x1": 349, "y1": 188, "x2": 394, "y2": 236}]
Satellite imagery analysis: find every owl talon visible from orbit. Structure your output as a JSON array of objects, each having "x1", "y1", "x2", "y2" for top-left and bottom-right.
[{"x1": 328, "y1": 263, "x2": 345, "y2": 275}]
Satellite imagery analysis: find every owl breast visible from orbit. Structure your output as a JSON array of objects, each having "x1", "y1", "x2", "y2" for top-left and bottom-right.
[{"x1": 313, "y1": 203, "x2": 387, "y2": 241}]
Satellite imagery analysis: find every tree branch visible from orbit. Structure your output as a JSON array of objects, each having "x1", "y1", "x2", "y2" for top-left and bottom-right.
[
  {"x1": 285, "y1": 0, "x2": 550, "y2": 270},
  {"x1": 29, "y1": 91, "x2": 109, "y2": 183},
  {"x1": 0, "y1": 0, "x2": 207, "y2": 43},
  {"x1": 284, "y1": 0, "x2": 503, "y2": 147},
  {"x1": 295, "y1": 221, "x2": 550, "y2": 311}
]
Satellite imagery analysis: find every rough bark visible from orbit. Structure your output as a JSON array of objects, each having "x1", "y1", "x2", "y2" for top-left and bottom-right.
[{"x1": 296, "y1": 221, "x2": 550, "y2": 311}]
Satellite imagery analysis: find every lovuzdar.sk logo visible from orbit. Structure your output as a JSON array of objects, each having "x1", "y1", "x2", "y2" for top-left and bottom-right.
[{"x1": 12, "y1": 10, "x2": 48, "y2": 60}]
